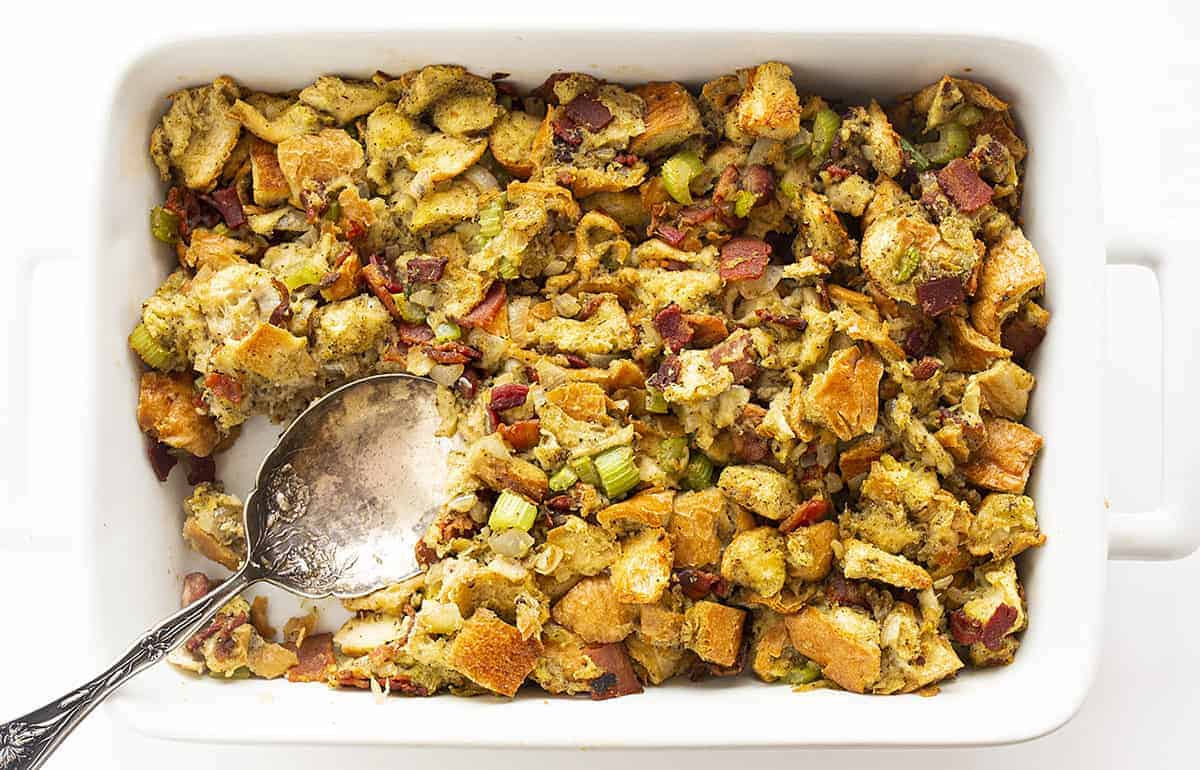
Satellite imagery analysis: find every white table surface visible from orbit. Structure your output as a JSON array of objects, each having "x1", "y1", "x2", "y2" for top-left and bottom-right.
[{"x1": 1, "y1": 1, "x2": 1197, "y2": 767}]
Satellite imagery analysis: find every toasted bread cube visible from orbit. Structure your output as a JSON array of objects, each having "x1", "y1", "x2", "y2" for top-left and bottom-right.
[
  {"x1": 638, "y1": 603, "x2": 685, "y2": 647},
  {"x1": 182, "y1": 483, "x2": 246, "y2": 571},
  {"x1": 596, "y1": 488, "x2": 675, "y2": 532},
  {"x1": 530, "y1": 623, "x2": 603, "y2": 695},
  {"x1": 610, "y1": 527, "x2": 673, "y2": 604},
  {"x1": 583, "y1": 642, "x2": 644, "y2": 700},
  {"x1": 806, "y1": 345, "x2": 885, "y2": 442},
  {"x1": 545, "y1": 382, "x2": 608, "y2": 422},
  {"x1": 841, "y1": 539, "x2": 932, "y2": 590},
  {"x1": 785, "y1": 606, "x2": 881, "y2": 694},
  {"x1": 551, "y1": 576, "x2": 638, "y2": 644},
  {"x1": 625, "y1": 633, "x2": 689, "y2": 685},
  {"x1": 299, "y1": 75, "x2": 397, "y2": 125},
  {"x1": 969, "y1": 635, "x2": 1020, "y2": 667},
  {"x1": 467, "y1": 434, "x2": 549, "y2": 501},
  {"x1": 136, "y1": 371, "x2": 221, "y2": 457},
  {"x1": 784, "y1": 520, "x2": 839, "y2": 582},
  {"x1": 230, "y1": 322, "x2": 318, "y2": 384},
  {"x1": 968, "y1": 493, "x2": 1045, "y2": 559},
  {"x1": 629, "y1": 82, "x2": 704, "y2": 158},
  {"x1": 669, "y1": 487, "x2": 725, "y2": 568},
  {"x1": 532, "y1": 294, "x2": 636, "y2": 355},
  {"x1": 545, "y1": 515, "x2": 620, "y2": 578},
  {"x1": 683, "y1": 601, "x2": 746, "y2": 668},
  {"x1": 149, "y1": 77, "x2": 242, "y2": 190},
  {"x1": 873, "y1": 603, "x2": 962, "y2": 694},
  {"x1": 246, "y1": 637, "x2": 299, "y2": 679},
  {"x1": 970, "y1": 360, "x2": 1036, "y2": 420},
  {"x1": 276, "y1": 128, "x2": 365, "y2": 207},
  {"x1": 489, "y1": 110, "x2": 541, "y2": 178},
  {"x1": 333, "y1": 612, "x2": 408, "y2": 656},
  {"x1": 733, "y1": 62, "x2": 801, "y2": 141},
  {"x1": 963, "y1": 418, "x2": 1043, "y2": 494},
  {"x1": 249, "y1": 138, "x2": 290, "y2": 207},
  {"x1": 717, "y1": 464, "x2": 798, "y2": 521},
  {"x1": 447, "y1": 608, "x2": 543, "y2": 697},
  {"x1": 409, "y1": 180, "x2": 480, "y2": 234},
  {"x1": 720, "y1": 527, "x2": 787, "y2": 597},
  {"x1": 971, "y1": 225, "x2": 1046, "y2": 342}
]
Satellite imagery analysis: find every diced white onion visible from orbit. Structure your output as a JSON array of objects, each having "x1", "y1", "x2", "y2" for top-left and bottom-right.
[
  {"x1": 409, "y1": 288, "x2": 437, "y2": 307},
  {"x1": 407, "y1": 168, "x2": 435, "y2": 199},
  {"x1": 430, "y1": 364, "x2": 464, "y2": 387},
  {"x1": 464, "y1": 164, "x2": 500, "y2": 193},
  {"x1": 489, "y1": 529, "x2": 535, "y2": 558},
  {"x1": 737, "y1": 265, "x2": 786, "y2": 298}
]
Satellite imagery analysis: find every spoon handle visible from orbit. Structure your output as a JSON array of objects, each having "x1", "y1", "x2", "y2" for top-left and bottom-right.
[{"x1": 0, "y1": 568, "x2": 253, "y2": 770}]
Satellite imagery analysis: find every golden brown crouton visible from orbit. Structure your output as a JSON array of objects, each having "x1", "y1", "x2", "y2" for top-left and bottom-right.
[
  {"x1": 544, "y1": 516, "x2": 620, "y2": 578},
  {"x1": 137, "y1": 371, "x2": 221, "y2": 457},
  {"x1": 785, "y1": 606, "x2": 881, "y2": 693},
  {"x1": 249, "y1": 138, "x2": 290, "y2": 207},
  {"x1": 466, "y1": 434, "x2": 550, "y2": 500},
  {"x1": 181, "y1": 483, "x2": 245, "y2": 571},
  {"x1": 968, "y1": 493, "x2": 1045, "y2": 559},
  {"x1": 228, "y1": 98, "x2": 326, "y2": 145},
  {"x1": 610, "y1": 527, "x2": 673, "y2": 604},
  {"x1": 970, "y1": 360, "x2": 1035, "y2": 420},
  {"x1": 784, "y1": 520, "x2": 839, "y2": 582},
  {"x1": 545, "y1": 382, "x2": 608, "y2": 422},
  {"x1": 230, "y1": 323, "x2": 318, "y2": 384},
  {"x1": 551, "y1": 576, "x2": 638, "y2": 644},
  {"x1": 489, "y1": 110, "x2": 541, "y2": 178},
  {"x1": 530, "y1": 623, "x2": 603, "y2": 695},
  {"x1": 299, "y1": 76, "x2": 399, "y2": 125},
  {"x1": 971, "y1": 226, "x2": 1046, "y2": 342},
  {"x1": 941, "y1": 315, "x2": 1011, "y2": 373},
  {"x1": 629, "y1": 82, "x2": 704, "y2": 157},
  {"x1": 638, "y1": 603, "x2": 685, "y2": 647},
  {"x1": 276, "y1": 128, "x2": 365, "y2": 207},
  {"x1": 596, "y1": 488, "x2": 675, "y2": 532},
  {"x1": 794, "y1": 189, "x2": 856, "y2": 267},
  {"x1": 625, "y1": 633, "x2": 690, "y2": 685},
  {"x1": 962, "y1": 418, "x2": 1043, "y2": 494},
  {"x1": 717, "y1": 464, "x2": 798, "y2": 521},
  {"x1": 246, "y1": 636, "x2": 299, "y2": 679},
  {"x1": 446, "y1": 608, "x2": 543, "y2": 697},
  {"x1": 720, "y1": 527, "x2": 787, "y2": 597},
  {"x1": 733, "y1": 62, "x2": 801, "y2": 141},
  {"x1": 181, "y1": 228, "x2": 252, "y2": 271},
  {"x1": 807, "y1": 345, "x2": 885, "y2": 441},
  {"x1": 682, "y1": 601, "x2": 746, "y2": 667},
  {"x1": 668, "y1": 487, "x2": 726, "y2": 568},
  {"x1": 840, "y1": 539, "x2": 932, "y2": 590},
  {"x1": 149, "y1": 77, "x2": 242, "y2": 190}
]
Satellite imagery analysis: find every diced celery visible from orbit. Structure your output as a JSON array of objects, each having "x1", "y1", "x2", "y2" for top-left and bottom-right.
[
  {"x1": 899, "y1": 137, "x2": 930, "y2": 172},
  {"x1": 779, "y1": 181, "x2": 801, "y2": 201},
  {"x1": 396, "y1": 297, "x2": 427, "y2": 324},
  {"x1": 684, "y1": 453, "x2": 713, "y2": 491},
  {"x1": 570, "y1": 456, "x2": 602, "y2": 487},
  {"x1": 657, "y1": 437, "x2": 690, "y2": 475},
  {"x1": 488, "y1": 490, "x2": 538, "y2": 531},
  {"x1": 810, "y1": 108, "x2": 842, "y2": 164},
  {"x1": 787, "y1": 142, "x2": 810, "y2": 161},
  {"x1": 549, "y1": 466, "x2": 579, "y2": 492},
  {"x1": 919, "y1": 123, "x2": 970, "y2": 165},
  {"x1": 475, "y1": 194, "x2": 506, "y2": 252},
  {"x1": 953, "y1": 104, "x2": 984, "y2": 126},
  {"x1": 732, "y1": 190, "x2": 757, "y2": 218},
  {"x1": 783, "y1": 661, "x2": 822, "y2": 685},
  {"x1": 645, "y1": 388, "x2": 669, "y2": 414},
  {"x1": 593, "y1": 445, "x2": 640, "y2": 498},
  {"x1": 498, "y1": 256, "x2": 519, "y2": 280},
  {"x1": 129, "y1": 323, "x2": 174, "y2": 370},
  {"x1": 150, "y1": 207, "x2": 180, "y2": 244},
  {"x1": 434, "y1": 322, "x2": 462, "y2": 343},
  {"x1": 324, "y1": 200, "x2": 342, "y2": 222},
  {"x1": 893, "y1": 247, "x2": 921, "y2": 283},
  {"x1": 282, "y1": 261, "x2": 327, "y2": 290},
  {"x1": 661, "y1": 150, "x2": 704, "y2": 205}
]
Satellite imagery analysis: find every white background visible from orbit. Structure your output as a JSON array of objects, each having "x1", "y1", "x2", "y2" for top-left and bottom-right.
[{"x1": 1, "y1": 1, "x2": 1197, "y2": 767}]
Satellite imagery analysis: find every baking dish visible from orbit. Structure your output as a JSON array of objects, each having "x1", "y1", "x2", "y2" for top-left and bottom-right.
[{"x1": 72, "y1": 28, "x2": 1200, "y2": 748}]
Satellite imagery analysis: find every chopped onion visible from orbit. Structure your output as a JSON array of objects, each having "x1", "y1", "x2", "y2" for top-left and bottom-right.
[
  {"x1": 464, "y1": 164, "x2": 500, "y2": 193},
  {"x1": 530, "y1": 544, "x2": 564, "y2": 575},
  {"x1": 408, "y1": 288, "x2": 437, "y2": 307},
  {"x1": 407, "y1": 168, "x2": 435, "y2": 199},
  {"x1": 737, "y1": 265, "x2": 785, "y2": 298},
  {"x1": 535, "y1": 359, "x2": 568, "y2": 389},
  {"x1": 747, "y1": 137, "x2": 780, "y2": 166},
  {"x1": 468, "y1": 328, "x2": 508, "y2": 370},
  {"x1": 447, "y1": 493, "x2": 478, "y2": 512},
  {"x1": 488, "y1": 554, "x2": 531, "y2": 580},
  {"x1": 430, "y1": 363, "x2": 465, "y2": 387},
  {"x1": 489, "y1": 529, "x2": 535, "y2": 558},
  {"x1": 543, "y1": 259, "x2": 568, "y2": 276},
  {"x1": 553, "y1": 294, "x2": 581, "y2": 318}
]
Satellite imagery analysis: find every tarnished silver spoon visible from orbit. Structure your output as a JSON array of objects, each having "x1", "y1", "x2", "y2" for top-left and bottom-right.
[{"x1": 0, "y1": 374, "x2": 448, "y2": 770}]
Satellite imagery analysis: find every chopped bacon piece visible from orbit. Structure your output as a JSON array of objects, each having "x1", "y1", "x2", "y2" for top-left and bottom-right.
[
  {"x1": 916, "y1": 276, "x2": 965, "y2": 317},
  {"x1": 406, "y1": 258, "x2": 446, "y2": 284},
  {"x1": 287, "y1": 633, "x2": 335, "y2": 683},
  {"x1": 655, "y1": 224, "x2": 686, "y2": 247},
  {"x1": 911, "y1": 356, "x2": 943, "y2": 380},
  {"x1": 166, "y1": 186, "x2": 220, "y2": 239},
  {"x1": 756, "y1": 309, "x2": 807, "y2": 330},
  {"x1": 653, "y1": 303, "x2": 695, "y2": 353},
  {"x1": 563, "y1": 353, "x2": 589, "y2": 369},
  {"x1": 584, "y1": 643, "x2": 644, "y2": 700},
  {"x1": 779, "y1": 498, "x2": 831, "y2": 532},
  {"x1": 950, "y1": 610, "x2": 983, "y2": 646},
  {"x1": 741, "y1": 164, "x2": 775, "y2": 196},
  {"x1": 367, "y1": 253, "x2": 403, "y2": 292},
  {"x1": 334, "y1": 673, "x2": 431, "y2": 696},
  {"x1": 718, "y1": 237, "x2": 772, "y2": 281},
  {"x1": 824, "y1": 164, "x2": 853, "y2": 182},
  {"x1": 396, "y1": 322, "x2": 435, "y2": 345},
  {"x1": 980, "y1": 604, "x2": 1019, "y2": 649},
  {"x1": 936, "y1": 158, "x2": 994, "y2": 212},
  {"x1": 576, "y1": 295, "x2": 603, "y2": 322},
  {"x1": 661, "y1": 258, "x2": 690, "y2": 271},
  {"x1": 825, "y1": 574, "x2": 870, "y2": 610},
  {"x1": 1001, "y1": 317, "x2": 1047, "y2": 362},
  {"x1": 455, "y1": 367, "x2": 481, "y2": 399},
  {"x1": 147, "y1": 439, "x2": 177, "y2": 482},
  {"x1": 545, "y1": 494, "x2": 576, "y2": 512},
  {"x1": 679, "y1": 204, "x2": 717, "y2": 226},
  {"x1": 562, "y1": 95, "x2": 613, "y2": 131},
  {"x1": 205, "y1": 372, "x2": 244, "y2": 404},
  {"x1": 645, "y1": 354, "x2": 681, "y2": 389},
  {"x1": 731, "y1": 404, "x2": 769, "y2": 463},
  {"x1": 682, "y1": 313, "x2": 728, "y2": 347},
  {"x1": 186, "y1": 455, "x2": 216, "y2": 486},
  {"x1": 490, "y1": 383, "x2": 530, "y2": 411},
  {"x1": 426, "y1": 342, "x2": 482, "y2": 365},
  {"x1": 675, "y1": 569, "x2": 731, "y2": 601},
  {"x1": 187, "y1": 611, "x2": 247, "y2": 653},
  {"x1": 415, "y1": 540, "x2": 438, "y2": 568},
  {"x1": 362, "y1": 263, "x2": 401, "y2": 318},
  {"x1": 709, "y1": 333, "x2": 757, "y2": 384},
  {"x1": 181, "y1": 572, "x2": 212, "y2": 607},
  {"x1": 460, "y1": 282, "x2": 508, "y2": 329},
  {"x1": 614, "y1": 151, "x2": 638, "y2": 167},
  {"x1": 499, "y1": 419, "x2": 541, "y2": 450},
  {"x1": 207, "y1": 186, "x2": 246, "y2": 229},
  {"x1": 903, "y1": 327, "x2": 932, "y2": 358},
  {"x1": 551, "y1": 118, "x2": 583, "y2": 146},
  {"x1": 268, "y1": 278, "x2": 291, "y2": 327},
  {"x1": 712, "y1": 165, "x2": 740, "y2": 205}
]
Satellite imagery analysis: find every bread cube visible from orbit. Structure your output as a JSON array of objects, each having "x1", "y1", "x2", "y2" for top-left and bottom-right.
[
  {"x1": 466, "y1": 434, "x2": 549, "y2": 501},
  {"x1": 968, "y1": 493, "x2": 1044, "y2": 559},
  {"x1": 733, "y1": 62, "x2": 801, "y2": 141},
  {"x1": 784, "y1": 520, "x2": 839, "y2": 582},
  {"x1": 249, "y1": 138, "x2": 290, "y2": 207},
  {"x1": 610, "y1": 527, "x2": 673, "y2": 604},
  {"x1": 551, "y1": 576, "x2": 638, "y2": 644},
  {"x1": 545, "y1": 515, "x2": 620, "y2": 578},
  {"x1": 230, "y1": 322, "x2": 317, "y2": 384},
  {"x1": 963, "y1": 418, "x2": 1043, "y2": 494},
  {"x1": 629, "y1": 82, "x2": 704, "y2": 158},
  {"x1": 682, "y1": 601, "x2": 746, "y2": 667},
  {"x1": 446, "y1": 608, "x2": 543, "y2": 697},
  {"x1": 182, "y1": 483, "x2": 246, "y2": 571},
  {"x1": 841, "y1": 539, "x2": 932, "y2": 590},
  {"x1": 530, "y1": 623, "x2": 603, "y2": 695},
  {"x1": 625, "y1": 633, "x2": 689, "y2": 685},
  {"x1": 720, "y1": 527, "x2": 787, "y2": 597},
  {"x1": 136, "y1": 371, "x2": 221, "y2": 457},
  {"x1": 717, "y1": 464, "x2": 798, "y2": 521},
  {"x1": 784, "y1": 606, "x2": 881, "y2": 694},
  {"x1": 806, "y1": 345, "x2": 884, "y2": 442},
  {"x1": 668, "y1": 487, "x2": 726, "y2": 568},
  {"x1": 596, "y1": 488, "x2": 675, "y2": 532},
  {"x1": 333, "y1": 612, "x2": 408, "y2": 656},
  {"x1": 489, "y1": 110, "x2": 541, "y2": 178}
]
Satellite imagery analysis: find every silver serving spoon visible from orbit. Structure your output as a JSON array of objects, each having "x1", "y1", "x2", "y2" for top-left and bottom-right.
[{"x1": 0, "y1": 374, "x2": 448, "y2": 770}]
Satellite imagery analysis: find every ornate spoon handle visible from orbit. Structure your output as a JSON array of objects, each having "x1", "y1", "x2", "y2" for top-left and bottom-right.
[{"x1": 0, "y1": 568, "x2": 252, "y2": 770}]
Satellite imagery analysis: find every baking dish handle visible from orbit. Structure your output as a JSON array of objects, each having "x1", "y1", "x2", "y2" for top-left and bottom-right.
[{"x1": 1105, "y1": 230, "x2": 1200, "y2": 560}]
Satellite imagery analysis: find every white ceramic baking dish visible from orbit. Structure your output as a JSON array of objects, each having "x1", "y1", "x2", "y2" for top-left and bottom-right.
[{"x1": 78, "y1": 28, "x2": 1200, "y2": 749}]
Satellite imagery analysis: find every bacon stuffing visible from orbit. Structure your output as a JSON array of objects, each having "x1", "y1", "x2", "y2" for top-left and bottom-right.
[
  {"x1": 916, "y1": 276, "x2": 965, "y2": 317},
  {"x1": 562, "y1": 94, "x2": 613, "y2": 131},
  {"x1": 741, "y1": 164, "x2": 775, "y2": 196},
  {"x1": 489, "y1": 383, "x2": 530, "y2": 411},
  {"x1": 709, "y1": 333, "x2": 757, "y2": 384},
  {"x1": 207, "y1": 186, "x2": 246, "y2": 229},
  {"x1": 460, "y1": 282, "x2": 507, "y2": 329},
  {"x1": 186, "y1": 455, "x2": 216, "y2": 486},
  {"x1": 779, "y1": 498, "x2": 831, "y2": 533},
  {"x1": 287, "y1": 633, "x2": 336, "y2": 683},
  {"x1": 655, "y1": 224, "x2": 686, "y2": 247},
  {"x1": 584, "y1": 643, "x2": 644, "y2": 700},
  {"x1": 903, "y1": 327, "x2": 932, "y2": 358},
  {"x1": 362, "y1": 263, "x2": 401, "y2": 318},
  {"x1": 731, "y1": 404, "x2": 769, "y2": 463},
  {"x1": 396, "y1": 322, "x2": 435, "y2": 345},
  {"x1": 186, "y1": 611, "x2": 247, "y2": 653},
  {"x1": 653, "y1": 303, "x2": 694, "y2": 353},
  {"x1": 825, "y1": 574, "x2": 870, "y2": 610},
  {"x1": 426, "y1": 342, "x2": 482, "y2": 365},
  {"x1": 268, "y1": 278, "x2": 292, "y2": 327},
  {"x1": 1002, "y1": 317, "x2": 1047, "y2": 362},
  {"x1": 718, "y1": 237, "x2": 771, "y2": 281},
  {"x1": 936, "y1": 158, "x2": 994, "y2": 212}
]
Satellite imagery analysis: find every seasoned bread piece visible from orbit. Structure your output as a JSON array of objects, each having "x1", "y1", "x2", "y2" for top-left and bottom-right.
[
  {"x1": 718, "y1": 464, "x2": 798, "y2": 521},
  {"x1": 530, "y1": 623, "x2": 603, "y2": 695},
  {"x1": 971, "y1": 226, "x2": 1046, "y2": 342},
  {"x1": 249, "y1": 138, "x2": 290, "y2": 206},
  {"x1": 466, "y1": 434, "x2": 549, "y2": 500},
  {"x1": 149, "y1": 77, "x2": 242, "y2": 190},
  {"x1": 629, "y1": 82, "x2": 704, "y2": 158},
  {"x1": 668, "y1": 488, "x2": 726, "y2": 568},
  {"x1": 490, "y1": 110, "x2": 541, "y2": 178},
  {"x1": 551, "y1": 576, "x2": 638, "y2": 644},
  {"x1": 181, "y1": 483, "x2": 245, "y2": 570},
  {"x1": 720, "y1": 527, "x2": 787, "y2": 597},
  {"x1": 968, "y1": 493, "x2": 1045, "y2": 559},
  {"x1": 596, "y1": 488, "x2": 675, "y2": 532},
  {"x1": 805, "y1": 345, "x2": 885, "y2": 441},
  {"x1": 784, "y1": 520, "x2": 839, "y2": 582},
  {"x1": 840, "y1": 538, "x2": 932, "y2": 590},
  {"x1": 962, "y1": 418, "x2": 1043, "y2": 494},
  {"x1": 732, "y1": 62, "x2": 801, "y2": 141},
  {"x1": 136, "y1": 371, "x2": 221, "y2": 457},
  {"x1": 610, "y1": 527, "x2": 673, "y2": 604},
  {"x1": 785, "y1": 606, "x2": 881, "y2": 693},
  {"x1": 446, "y1": 608, "x2": 543, "y2": 697},
  {"x1": 682, "y1": 601, "x2": 746, "y2": 668}
]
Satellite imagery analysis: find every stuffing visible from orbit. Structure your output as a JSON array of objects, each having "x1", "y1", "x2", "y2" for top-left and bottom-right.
[
  {"x1": 182, "y1": 483, "x2": 245, "y2": 570},
  {"x1": 150, "y1": 77, "x2": 243, "y2": 190},
  {"x1": 969, "y1": 360, "x2": 1036, "y2": 420},
  {"x1": 550, "y1": 576, "x2": 638, "y2": 644},
  {"x1": 228, "y1": 97, "x2": 326, "y2": 145},
  {"x1": 490, "y1": 109, "x2": 542, "y2": 178},
  {"x1": 731, "y1": 62, "x2": 802, "y2": 141},
  {"x1": 248, "y1": 138, "x2": 291, "y2": 206},
  {"x1": 804, "y1": 344, "x2": 885, "y2": 441},
  {"x1": 610, "y1": 527, "x2": 674, "y2": 603},
  {"x1": 466, "y1": 434, "x2": 550, "y2": 501},
  {"x1": 785, "y1": 520, "x2": 839, "y2": 582},
  {"x1": 136, "y1": 372, "x2": 221, "y2": 457},
  {"x1": 446, "y1": 608, "x2": 543, "y2": 697},
  {"x1": 595, "y1": 488, "x2": 675, "y2": 532},
  {"x1": 276, "y1": 128, "x2": 365, "y2": 208},
  {"x1": 300, "y1": 75, "x2": 401, "y2": 125},
  {"x1": 718, "y1": 464, "x2": 798, "y2": 521},
  {"x1": 784, "y1": 605, "x2": 881, "y2": 694},
  {"x1": 532, "y1": 294, "x2": 635, "y2": 355},
  {"x1": 668, "y1": 488, "x2": 726, "y2": 568},
  {"x1": 682, "y1": 601, "x2": 746, "y2": 667},
  {"x1": 720, "y1": 527, "x2": 787, "y2": 597},
  {"x1": 544, "y1": 515, "x2": 620, "y2": 579},
  {"x1": 962, "y1": 418, "x2": 1043, "y2": 494},
  {"x1": 530, "y1": 623, "x2": 603, "y2": 694},
  {"x1": 629, "y1": 81, "x2": 705, "y2": 158},
  {"x1": 970, "y1": 225, "x2": 1046, "y2": 341},
  {"x1": 968, "y1": 493, "x2": 1045, "y2": 559},
  {"x1": 840, "y1": 538, "x2": 933, "y2": 590}
]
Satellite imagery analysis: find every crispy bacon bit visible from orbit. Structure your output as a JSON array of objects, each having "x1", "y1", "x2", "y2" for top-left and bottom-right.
[
  {"x1": 718, "y1": 237, "x2": 772, "y2": 281},
  {"x1": 396, "y1": 322, "x2": 435, "y2": 346},
  {"x1": 186, "y1": 455, "x2": 216, "y2": 486},
  {"x1": 741, "y1": 164, "x2": 775, "y2": 196},
  {"x1": 911, "y1": 356, "x2": 942, "y2": 380},
  {"x1": 679, "y1": 204, "x2": 717, "y2": 226},
  {"x1": 646, "y1": 354, "x2": 682, "y2": 389},
  {"x1": 207, "y1": 186, "x2": 246, "y2": 229},
  {"x1": 675, "y1": 569, "x2": 731, "y2": 601},
  {"x1": 916, "y1": 276, "x2": 965, "y2": 317},
  {"x1": 756, "y1": 309, "x2": 808, "y2": 330},
  {"x1": 732, "y1": 404, "x2": 769, "y2": 463},
  {"x1": 499, "y1": 419, "x2": 541, "y2": 450},
  {"x1": 576, "y1": 295, "x2": 603, "y2": 322},
  {"x1": 187, "y1": 611, "x2": 247, "y2": 653},
  {"x1": 712, "y1": 164, "x2": 740, "y2": 205},
  {"x1": 661, "y1": 258, "x2": 689, "y2": 271},
  {"x1": 981, "y1": 604, "x2": 1019, "y2": 649},
  {"x1": 490, "y1": 383, "x2": 530, "y2": 411},
  {"x1": 563, "y1": 353, "x2": 589, "y2": 369},
  {"x1": 287, "y1": 633, "x2": 336, "y2": 683},
  {"x1": 1001, "y1": 317, "x2": 1047, "y2": 362},
  {"x1": 334, "y1": 673, "x2": 431, "y2": 696},
  {"x1": 825, "y1": 574, "x2": 870, "y2": 610},
  {"x1": 367, "y1": 253, "x2": 404, "y2": 292},
  {"x1": 584, "y1": 644, "x2": 644, "y2": 700},
  {"x1": 426, "y1": 342, "x2": 482, "y2": 365},
  {"x1": 166, "y1": 186, "x2": 220, "y2": 239},
  {"x1": 406, "y1": 258, "x2": 446, "y2": 284},
  {"x1": 267, "y1": 278, "x2": 292, "y2": 327},
  {"x1": 655, "y1": 224, "x2": 686, "y2": 247},
  {"x1": 552, "y1": 117, "x2": 583, "y2": 146},
  {"x1": 779, "y1": 498, "x2": 831, "y2": 533},
  {"x1": 653, "y1": 303, "x2": 695, "y2": 353},
  {"x1": 147, "y1": 439, "x2": 177, "y2": 482},
  {"x1": 460, "y1": 282, "x2": 508, "y2": 329},
  {"x1": 614, "y1": 151, "x2": 638, "y2": 167},
  {"x1": 950, "y1": 610, "x2": 983, "y2": 646},
  {"x1": 679, "y1": 314, "x2": 727, "y2": 349},
  {"x1": 562, "y1": 95, "x2": 613, "y2": 131},
  {"x1": 709, "y1": 333, "x2": 757, "y2": 384},
  {"x1": 455, "y1": 367, "x2": 481, "y2": 399},
  {"x1": 937, "y1": 158, "x2": 994, "y2": 212},
  {"x1": 903, "y1": 327, "x2": 932, "y2": 358},
  {"x1": 415, "y1": 540, "x2": 438, "y2": 568},
  {"x1": 362, "y1": 263, "x2": 401, "y2": 318},
  {"x1": 824, "y1": 164, "x2": 853, "y2": 182},
  {"x1": 545, "y1": 494, "x2": 577, "y2": 512},
  {"x1": 181, "y1": 572, "x2": 212, "y2": 606}
]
